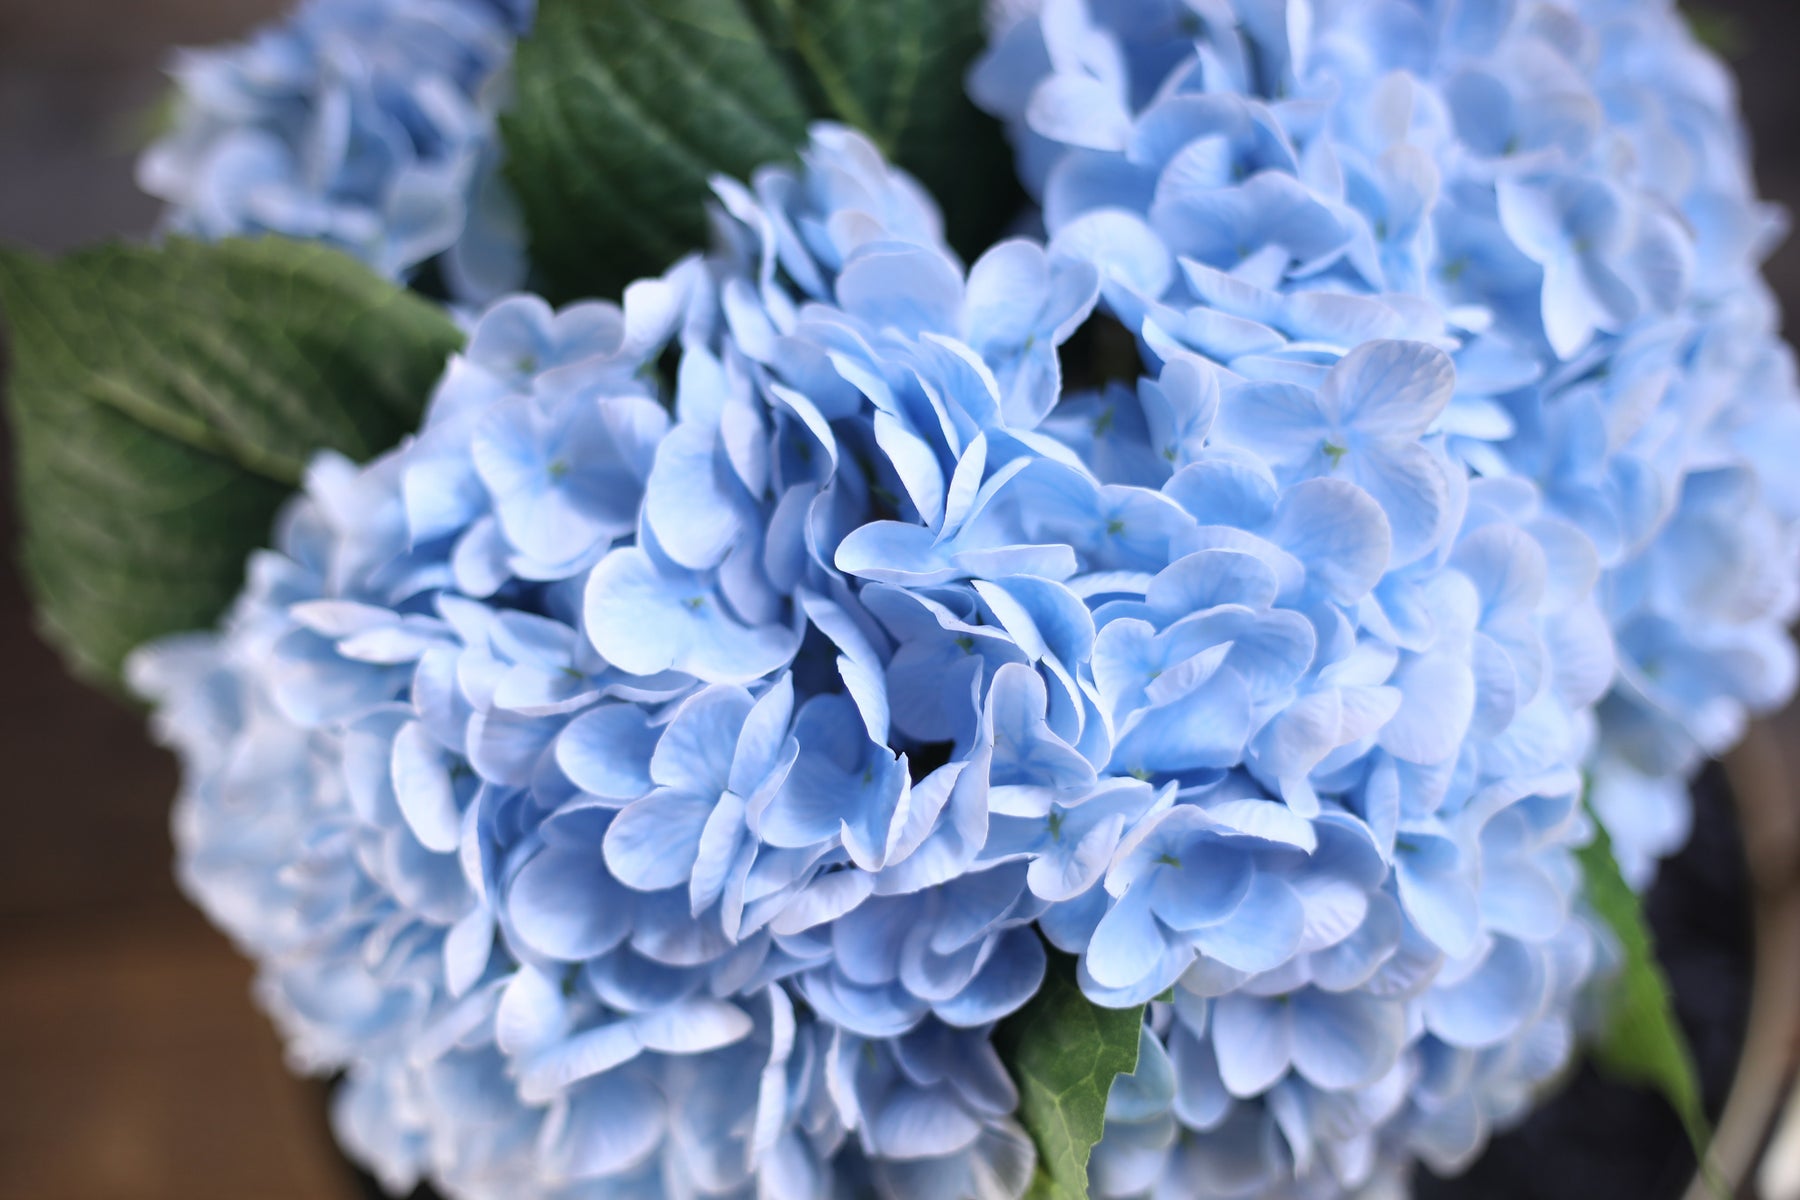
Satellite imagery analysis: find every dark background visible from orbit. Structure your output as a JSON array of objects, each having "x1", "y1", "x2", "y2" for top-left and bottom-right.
[{"x1": 1, "y1": 3, "x2": 1798, "y2": 1198}]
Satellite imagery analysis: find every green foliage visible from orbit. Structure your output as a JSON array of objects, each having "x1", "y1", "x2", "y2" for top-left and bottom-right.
[
  {"x1": 1578, "y1": 810, "x2": 1728, "y2": 1198},
  {"x1": 501, "y1": 0, "x2": 1017, "y2": 302},
  {"x1": 745, "y1": 0, "x2": 1019, "y2": 258},
  {"x1": 1684, "y1": 6, "x2": 1748, "y2": 59},
  {"x1": 0, "y1": 237, "x2": 462, "y2": 687},
  {"x1": 994, "y1": 945, "x2": 1144, "y2": 1200}
]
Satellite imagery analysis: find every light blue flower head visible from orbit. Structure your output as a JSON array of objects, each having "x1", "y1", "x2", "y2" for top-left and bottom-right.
[
  {"x1": 971, "y1": 0, "x2": 1800, "y2": 887},
  {"x1": 967, "y1": 0, "x2": 1799, "y2": 1192},
  {"x1": 138, "y1": 0, "x2": 529, "y2": 306},
  {"x1": 135, "y1": 0, "x2": 1800, "y2": 1181},
  {"x1": 132, "y1": 125, "x2": 1060, "y2": 1197},
  {"x1": 136, "y1": 108, "x2": 1620, "y2": 1200}
]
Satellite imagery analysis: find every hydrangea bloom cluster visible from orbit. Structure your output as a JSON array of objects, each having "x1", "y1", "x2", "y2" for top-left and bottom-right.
[
  {"x1": 136, "y1": 127, "x2": 1061, "y2": 1199},
  {"x1": 138, "y1": 111, "x2": 1615, "y2": 1198},
  {"x1": 139, "y1": 0, "x2": 532, "y2": 305},
  {"x1": 125, "y1": 1, "x2": 1800, "y2": 1198},
  {"x1": 970, "y1": 0, "x2": 1800, "y2": 885}
]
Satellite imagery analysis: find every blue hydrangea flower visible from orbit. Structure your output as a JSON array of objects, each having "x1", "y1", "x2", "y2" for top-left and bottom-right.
[
  {"x1": 967, "y1": 0, "x2": 1798, "y2": 1193},
  {"x1": 134, "y1": 0, "x2": 1799, "y2": 1188},
  {"x1": 139, "y1": 0, "x2": 530, "y2": 306},
  {"x1": 138, "y1": 114, "x2": 1614, "y2": 1200},
  {"x1": 136, "y1": 126, "x2": 1064, "y2": 1198},
  {"x1": 972, "y1": 0, "x2": 1800, "y2": 890}
]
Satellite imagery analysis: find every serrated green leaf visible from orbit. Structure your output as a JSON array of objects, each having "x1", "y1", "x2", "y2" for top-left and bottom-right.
[
  {"x1": 1578, "y1": 807, "x2": 1729, "y2": 1199},
  {"x1": 501, "y1": 0, "x2": 1018, "y2": 302},
  {"x1": 0, "y1": 237, "x2": 462, "y2": 687},
  {"x1": 994, "y1": 945, "x2": 1143, "y2": 1200}
]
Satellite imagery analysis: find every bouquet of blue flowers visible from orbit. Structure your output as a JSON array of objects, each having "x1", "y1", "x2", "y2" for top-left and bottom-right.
[{"x1": 4, "y1": 1, "x2": 1795, "y2": 1197}]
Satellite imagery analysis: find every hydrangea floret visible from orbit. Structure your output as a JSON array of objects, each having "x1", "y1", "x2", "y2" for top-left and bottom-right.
[{"x1": 139, "y1": 0, "x2": 533, "y2": 305}]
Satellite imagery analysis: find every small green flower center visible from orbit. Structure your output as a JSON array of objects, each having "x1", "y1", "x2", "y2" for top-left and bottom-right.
[
  {"x1": 547, "y1": 458, "x2": 570, "y2": 480},
  {"x1": 1322, "y1": 440, "x2": 1349, "y2": 468},
  {"x1": 1155, "y1": 852, "x2": 1183, "y2": 868}
]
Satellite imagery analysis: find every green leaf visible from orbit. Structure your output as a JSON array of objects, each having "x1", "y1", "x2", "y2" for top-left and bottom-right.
[
  {"x1": 501, "y1": 0, "x2": 1018, "y2": 302},
  {"x1": 1683, "y1": 6, "x2": 1748, "y2": 60},
  {"x1": 0, "y1": 237, "x2": 463, "y2": 687},
  {"x1": 744, "y1": 0, "x2": 1021, "y2": 258},
  {"x1": 994, "y1": 945, "x2": 1144, "y2": 1200},
  {"x1": 1578, "y1": 808, "x2": 1729, "y2": 1199}
]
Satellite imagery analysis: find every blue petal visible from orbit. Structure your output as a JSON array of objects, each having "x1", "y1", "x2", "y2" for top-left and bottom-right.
[
  {"x1": 1266, "y1": 478, "x2": 1392, "y2": 604},
  {"x1": 1189, "y1": 874, "x2": 1306, "y2": 973},
  {"x1": 603, "y1": 788, "x2": 715, "y2": 892},
  {"x1": 1107, "y1": 1025, "x2": 1177, "y2": 1122},
  {"x1": 555, "y1": 704, "x2": 661, "y2": 803},
  {"x1": 1288, "y1": 990, "x2": 1405, "y2": 1089},
  {"x1": 508, "y1": 841, "x2": 634, "y2": 962},
  {"x1": 390, "y1": 720, "x2": 462, "y2": 853},
  {"x1": 1084, "y1": 884, "x2": 1170, "y2": 991},
  {"x1": 1317, "y1": 340, "x2": 1454, "y2": 438},
  {"x1": 1423, "y1": 937, "x2": 1545, "y2": 1048},
  {"x1": 652, "y1": 686, "x2": 752, "y2": 796},
  {"x1": 585, "y1": 546, "x2": 801, "y2": 685},
  {"x1": 539, "y1": 1068, "x2": 665, "y2": 1181},
  {"x1": 836, "y1": 243, "x2": 965, "y2": 336},
  {"x1": 1211, "y1": 994, "x2": 1293, "y2": 1097},
  {"x1": 869, "y1": 1084, "x2": 984, "y2": 1159}
]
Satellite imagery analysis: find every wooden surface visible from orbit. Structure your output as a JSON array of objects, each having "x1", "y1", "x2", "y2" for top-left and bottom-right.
[{"x1": 0, "y1": 2, "x2": 1798, "y2": 1199}]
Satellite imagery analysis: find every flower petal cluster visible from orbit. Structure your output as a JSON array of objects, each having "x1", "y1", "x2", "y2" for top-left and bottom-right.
[
  {"x1": 139, "y1": 106, "x2": 1617, "y2": 1200},
  {"x1": 135, "y1": 125, "x2": 1052, "y2": 1199},
  {"x1": 139, "y1": 0, "x2": 530, "y2": 305},
  {"x1": 131, "y1": 0, "x2": 1800, "y2": 1193},
  {"x1": 971, "y1": 0, "x2": 1800, "y2": 885}
]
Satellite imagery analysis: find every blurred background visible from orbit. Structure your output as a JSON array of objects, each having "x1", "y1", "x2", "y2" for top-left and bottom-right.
[
  {"x1": 2, "y1": 2, "x2": 1800, "y2": 1199},
  {"x1": 1, "y1": 5, "x2": 362, "y2": 1198}
]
